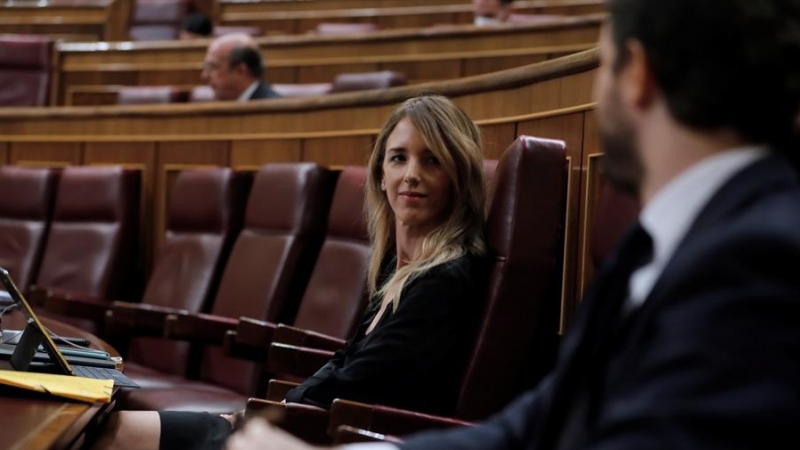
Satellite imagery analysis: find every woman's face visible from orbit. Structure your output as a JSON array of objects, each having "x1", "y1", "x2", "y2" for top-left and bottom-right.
[{"x1": 382, "y1": 117, "x2": 452, "y2": 234}]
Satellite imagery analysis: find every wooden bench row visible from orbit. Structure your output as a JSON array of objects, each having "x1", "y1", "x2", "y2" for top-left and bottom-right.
[{"x1": 51, "y1": 15, "x2": 601, "y2": 104}]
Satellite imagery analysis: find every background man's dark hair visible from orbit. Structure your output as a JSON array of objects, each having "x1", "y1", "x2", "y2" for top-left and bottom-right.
[
  {"x1": 182, "y1": 13, "x2": 213, "y2": 37},
  {"x1": 228, "y1": 46, "x2": 264, "y2": 79},
  {"x1": 608, "y1": 0, "x2": 800, "y2": 149},
  {"x1": 500, "y1": 0, "x2": 514, "y2": 5}
]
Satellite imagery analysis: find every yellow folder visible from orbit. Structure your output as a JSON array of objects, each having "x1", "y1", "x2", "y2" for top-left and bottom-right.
[{"x1": 0, "y1": 370, "x2": 113, "y2": 403}]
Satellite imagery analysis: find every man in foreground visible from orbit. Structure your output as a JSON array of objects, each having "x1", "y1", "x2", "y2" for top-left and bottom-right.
[{"x1": 228, "y1": 0, "x2": 800, "y2": 448}]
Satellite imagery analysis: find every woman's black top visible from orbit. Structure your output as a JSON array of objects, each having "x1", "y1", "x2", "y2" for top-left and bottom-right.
[{"x1": 284, "y1": 252, "x2": 484, "y2": 416}]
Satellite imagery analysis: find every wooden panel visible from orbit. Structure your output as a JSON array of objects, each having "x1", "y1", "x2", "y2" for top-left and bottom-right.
[
  {"x1": 576, "y1": 109, "x2": 601, "y2": 302},
  {"x1": 463, "y1": 54, "x2": 549, "y2": 77},
  {"x1": 231, "y1": 139, "x2": 303, "y2": 170},
  {"x1": 302, "y1": 135, "x2": 375, "y2": 167},
  {"x1": 480, "y1": 123, "x2": 517, "y2": 161},
  {"x1": 220, "y1": 0, "x2": 470, "y2": 14},
  {"x1": 9, "y1": 142, "x2": 82, "y2": 167},
  {"x1": 517, "y1": 111, "x2": 586, "y2": 333}
]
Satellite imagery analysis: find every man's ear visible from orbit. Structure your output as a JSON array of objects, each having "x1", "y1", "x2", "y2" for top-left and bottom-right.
[{"x1": 619, "y1": 40, "x2": 657, "y2": 111}]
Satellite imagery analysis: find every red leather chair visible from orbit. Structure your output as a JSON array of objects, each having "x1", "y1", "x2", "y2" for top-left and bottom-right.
[
  {"x1": 330, "y1": 71, "x2": 407, "y2": 94},
  {"x1": 129, "y1": 0, "x2": 190, "y2": 41},
  {"x1": 214, "y1": 26, "x2": 263, "y2": 38},
  {"x1": 0, "y1": 166, "x2": 57, "y2": 291},
  {"x1": 190, "y1": 85, "x2": 215, "y2": 102},
  {"x1": 116, "y1": 169, "x2": 249, "y2": 388},
  {"x1": 315, "y1": 23, "x2": 378, "y2": 35},
  {"x1": 323, "y1": 136, "x2": 569, "y2": 438},
  {"x1": 227, "y1": 166, "x2": 370, "y2": 365},
  {"x1": 119, "y1": 163, "x2": 334, "y2": 413},
  {"x1": 118, "y1": 86, "x2": 191, "y2": 105},
  {"x1": 272, "y1": 83, "x2": 334, "y2": 98},
  {"x1": 33, "y1": 166, "x2": 141, "y2": 334},
  {"x1": 0, "y1": 35, "x2": 54, "y2": 106}
]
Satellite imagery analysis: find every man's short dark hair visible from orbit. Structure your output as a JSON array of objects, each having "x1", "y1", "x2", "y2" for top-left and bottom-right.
[
  {"x1": 182, "y1": 13, "x2": 213, "y2": 37},
  {"x1": 228, "y1": 46, "x2": 264, "y2": 79},
  {"x1": 608, "y1": 0, "x2": 800, "y2": 148}
]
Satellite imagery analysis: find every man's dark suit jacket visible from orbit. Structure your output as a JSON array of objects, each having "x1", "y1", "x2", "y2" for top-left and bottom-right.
[
  {"x1": 401, "y1": 154, "x2": 800, "y2": 450},
  {"x1": 250, "y1": 81, "x2": 280, "y2": 100},
  {"x1": 285, "y1": 254, "x2": 483, "y2": 416}
]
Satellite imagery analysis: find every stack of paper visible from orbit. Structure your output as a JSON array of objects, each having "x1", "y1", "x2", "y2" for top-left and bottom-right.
[{"x1": 0, "y1": 370, "x2": 112, "y2": 403}]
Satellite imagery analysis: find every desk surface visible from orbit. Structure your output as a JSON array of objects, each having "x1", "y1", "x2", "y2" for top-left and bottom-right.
[{"x1": 0, "y1": 310, "x2": 118, "y2": 450}]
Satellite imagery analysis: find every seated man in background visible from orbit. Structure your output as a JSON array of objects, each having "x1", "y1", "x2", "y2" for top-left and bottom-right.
[
  {"x1": 180, "y1": 13, "x2": 213, "y2": 40},
  {"x1": 202, "y1": 33, "x2": 280, "y2": 101},
  {"x1": 473, "y1": 0, "x2": 514, "y2": 26}
]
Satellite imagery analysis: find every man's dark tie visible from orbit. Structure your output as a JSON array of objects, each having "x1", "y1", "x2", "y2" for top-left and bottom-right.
[{"x1": 551, "y1": 221, "x2": 653, "y2": 450}]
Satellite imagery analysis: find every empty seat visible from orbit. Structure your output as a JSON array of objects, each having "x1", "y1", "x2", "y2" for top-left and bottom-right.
[
  {"x1": 190, "y1": 85, "x2": 215, "y2": 102},
  {"x1": 0, "y1": 166, "x2": 57, "y2": 291},
  {"x1": 123, "y1": 168, "x2": 249, "y2": 385},
  {"x1": 0, "y1": 35, "x2": 54, "y2": 106},
  {"x1": 34, "y1": 166, "x2": 141, "y2": 333},
  {"x1": 272, "y1": 83, "x2": 333, "y2": 98},
  {"x1": 130, "y1": 0, "x2": 190, "y2": 41},
  {"x1": 119, "y1": 163, "x2": 334, "y2": 413},
  {"x1": 214, "y1": 26, "x2": 263, "y2": 38},
  {"x1": 118, "y1": 86, "x2": 191, "y2": 105},
  {"x1": 315, "y1": 23, "x2": 378, "y2": 35},
  {"x1": 331, "y1": 71, "x2": 407, "y2": 93}
]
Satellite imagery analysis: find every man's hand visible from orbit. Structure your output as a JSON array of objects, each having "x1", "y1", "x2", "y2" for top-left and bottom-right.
[{"x1": 225, "y1": 417, "x2": 323, "y2": 450}]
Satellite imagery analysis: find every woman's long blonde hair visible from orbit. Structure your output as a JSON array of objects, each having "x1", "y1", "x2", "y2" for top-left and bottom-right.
[{"x1": 366, "y1": 95, "x2": 487, "y2": 311}]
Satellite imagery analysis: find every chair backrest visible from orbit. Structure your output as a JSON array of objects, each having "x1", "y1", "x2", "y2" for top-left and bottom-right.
[
  {"x1": 129, "y1": 0, "x2": 190, "y2": 41},
  {"x1": 0, "y1": 166, "x2": 57, "y2": 290},
  {"x1": 590, "y1": 182, "x2": 640, "y2": 269},
  {"x1": 118, "y1": 86, "x2": 190, "y2": 105},
  {"x1": 36, "y1": 166, "x2": 141, "y2": 301},
  {"x1": 0, "y1": 35, "x2": 54, "y2": 106},
  {"x1": 272, "y1": 83, "x2": 333, "y2": 98},
  {"x1": 315, "y1": 23, "x2": 379, "y2": 35},
  {"x1": 190, "y1": 85, "x2": 215, "y2": 102},
  {"x1": 213, "y1": 26, "x2": 263, "y2": 38},
  {"x1": 127, "y1": 168, "x2": 249, "y2": 375},
  {"x1": 454, "y1": 136, "x2": 568, "y2": 420},
  {"x1": 293, "y1": 166, "x2": 370, "y2": 339},
  {"x1": 331, "y1": 71, "x2": 407, "y2": 93},
  {"x1": 200, "y1": 163, "x2": 335, "y2": 394}
]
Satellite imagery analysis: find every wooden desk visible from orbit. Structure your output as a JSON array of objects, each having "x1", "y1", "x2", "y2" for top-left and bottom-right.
[
  {"x1": 0, "y1": 0, "x2": 131, "y2": 42},
  {"x1": 219, "y1": 0, "x2": 470, "y2": 13},
  {"x1": 0, "y1": 311, "x2": 119, "y2": 450}
]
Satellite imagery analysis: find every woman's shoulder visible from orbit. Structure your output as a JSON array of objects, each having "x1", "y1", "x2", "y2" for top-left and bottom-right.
[{"x1": 415, "y1": 252, "x2": 485, "y2": 288}]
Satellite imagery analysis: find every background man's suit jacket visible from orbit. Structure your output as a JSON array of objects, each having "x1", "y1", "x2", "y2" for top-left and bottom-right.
[
  {"x1": 250, "y1": 81, "x2": 280, "y2": 100},
  {"x1": 400, "y1": 154, "x2": 800, "y2": 450}
]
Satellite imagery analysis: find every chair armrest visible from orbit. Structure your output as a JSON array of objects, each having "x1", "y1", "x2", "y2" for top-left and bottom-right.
[
  {"x1": 105, "y1": 301, "x2": 187, "y2": 337},
  {"x1": 332, "y1": 425, "x2": 402, "y2": 445},
  {"x1": 273, "y1": 324, "x2": 347, "y2": 352},
  {"x1": 328, "y1": 399, "x2": 473, "y2": 438},
  {"x1": 266, "y1": 379, "x2": 300, "y2": 402},
  {"x1": 164, "y1": 312, "x2": 238, "y2": 344},
  {"x1": 42, "y1": 291, "x2": 110, "y2": 324},
  {"x1": 245, "y1": 399, "x2": 331, "y2": 445},
  {"x1": 267, "y1": 343, "x2": 334, "y2": 378},
  {"x1": 223, "y1": 330, "x2": 267, "y2": 362},
  {"x1": 235, "y1": 317, "x2": 278, "y2": 349}
]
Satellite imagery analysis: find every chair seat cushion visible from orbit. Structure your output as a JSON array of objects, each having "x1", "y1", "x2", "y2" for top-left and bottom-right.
[{"x1": 118, "y1": 374, "x2": 249, "y2": 413}]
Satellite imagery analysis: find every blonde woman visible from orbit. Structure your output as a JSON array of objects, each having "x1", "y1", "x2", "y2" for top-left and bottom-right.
[{"x1": 95, "y1": 95, "x2": 489, "y2": 450}]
